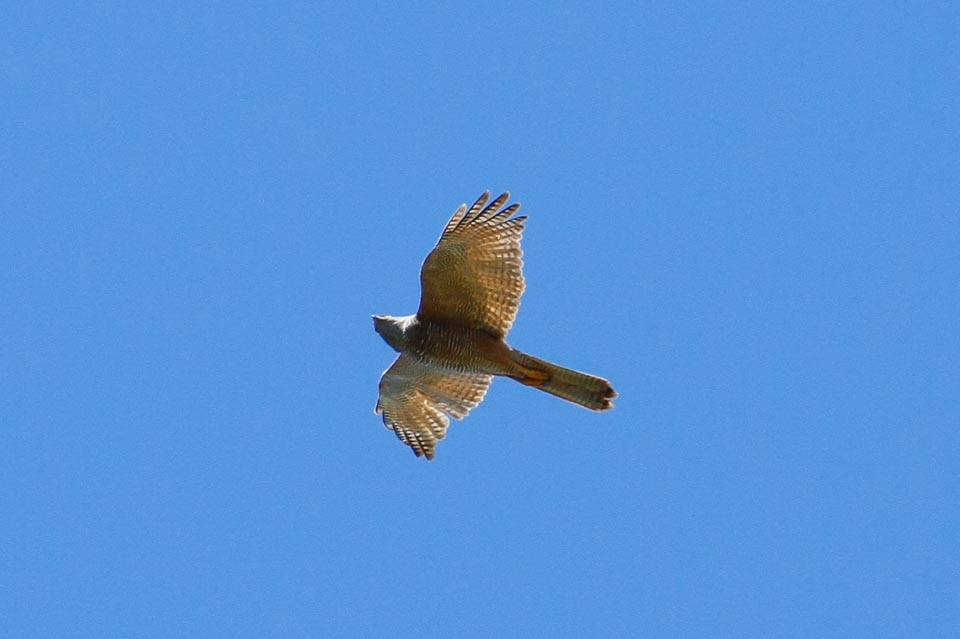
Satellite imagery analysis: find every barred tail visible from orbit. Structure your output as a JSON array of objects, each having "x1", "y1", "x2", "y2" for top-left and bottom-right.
[{"x1": 510, "y1": 350, "x2": 616, "y2": 411}]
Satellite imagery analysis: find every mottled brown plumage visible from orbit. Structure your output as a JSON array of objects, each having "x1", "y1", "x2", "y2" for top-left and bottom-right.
[{"x1": 374, "y1": 191, "x2": 616, "y2": 459}]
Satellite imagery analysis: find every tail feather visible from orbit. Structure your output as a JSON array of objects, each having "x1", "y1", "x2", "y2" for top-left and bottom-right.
[{"x1": 510, "y1": 350, "x2": 616, "y2": 410}]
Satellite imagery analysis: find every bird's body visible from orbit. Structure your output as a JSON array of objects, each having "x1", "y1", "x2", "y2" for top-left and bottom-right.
[
  {"x1": 375, "y1": 315, "x2": 518, "y2": 376},
  {"x1": 374, "y1": 191, "x2": 616, "y2": 459}
]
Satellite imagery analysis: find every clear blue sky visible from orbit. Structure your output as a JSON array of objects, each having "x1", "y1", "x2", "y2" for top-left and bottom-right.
[{"x1": 2, "y1": 3, "x2": 957, "y2": 637}]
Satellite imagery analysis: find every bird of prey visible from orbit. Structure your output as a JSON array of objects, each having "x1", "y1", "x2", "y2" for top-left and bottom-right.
[{"x1": 373, "y1": 191, "x2": 616, "y2": 459}]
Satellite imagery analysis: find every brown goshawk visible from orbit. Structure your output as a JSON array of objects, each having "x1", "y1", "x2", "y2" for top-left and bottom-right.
[{"x1": 374, "y1": 191, "x2": 616, "y2": 459}]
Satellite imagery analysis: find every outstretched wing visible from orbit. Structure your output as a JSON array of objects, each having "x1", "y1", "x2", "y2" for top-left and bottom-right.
[
  {"x1": 375, "y1": 354, "x2": 492, "y2": 460},
  {"x1": 417, "y1": 191, "x2": 526, "y2": 338}
]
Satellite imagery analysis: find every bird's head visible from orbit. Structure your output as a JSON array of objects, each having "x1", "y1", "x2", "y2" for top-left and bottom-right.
[{"x1": 372, "y1": 314, "x2": 414, "y2": 352}]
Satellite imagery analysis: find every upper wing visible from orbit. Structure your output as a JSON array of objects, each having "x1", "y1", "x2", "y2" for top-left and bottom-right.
[
  {"x1": 375, "y1": 354, "x2": 492, "y2": 460},
  {"x1": 417, "y1": 191, "x2": 526, "y2": 338}
]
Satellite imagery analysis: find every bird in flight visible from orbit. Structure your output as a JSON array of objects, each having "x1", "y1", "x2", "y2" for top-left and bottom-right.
[{"x1": 373, "y1": 191, "x2": 616, "y2": 459}]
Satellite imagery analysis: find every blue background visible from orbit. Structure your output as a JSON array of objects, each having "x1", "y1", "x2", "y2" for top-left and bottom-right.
[{"x1": 2, "y1": 2, "x2": 957, "y2": 637}]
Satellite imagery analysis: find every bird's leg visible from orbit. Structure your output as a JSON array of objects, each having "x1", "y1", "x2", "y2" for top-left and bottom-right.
[{"x1": 513, "y1": 367, "x2": 550, "y2": 387}]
